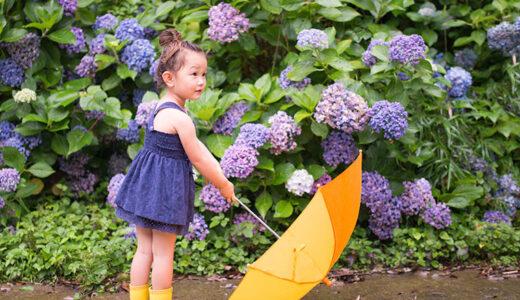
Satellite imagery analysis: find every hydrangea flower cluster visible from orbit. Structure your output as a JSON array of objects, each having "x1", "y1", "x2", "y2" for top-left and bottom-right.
[
  {"x1": 93, "y1": 13, "x2": 118, "y2": 31},
  {"x1": 279, "y1": 66, "x2": 312, "y2": 90},
  {"x1": 0, "y1": 197, "x2": 4, "y2": 209},
  {"x1": 185, "y1": 213, "x2": 210, "y2": 241},
  {"x1": 455, "y1": 48, "x2": 478, "y2": 69},
  {"x1": 296, "y1": 29, "x2": 328, "y2": 50},
  {"x1": 362, "y1": 39, "x2": 387, "y2": 67},
  {"x1": 418, "y1": 7, "x2": 436, "y2": 17},
  {"x1": 0, "y1": 168, "x2": 20, "y2": 192},
  {"x1": 221, "y1": 144, "x2": 258, "y2": 178},
  {"x1": 121, "y1": 39, "x2": 155, "y2": 72},
  {"x1": 235, "y1": 123, "x2": 269, "y2": 149},
  {"x1": 68, "y1": 171, "x2": 98, "y2": 196},
  {"x1": 285, "y1": 169, "x2": 314, "y2": 196},
  {"x1": 396, "y1": 71, "x2": 410, "y2": 81},
  {"x1": 420, "y1": 201, "x2": 452, "y2": 229},
  {"x1": 117, "y1": 120, "x2": 140, "y2": 143},
  {"x1": 58, "y1": 152, "x2": 88, "y2": 177},
  {"x1": 14, "y1": 88, "x2": 36, "y2": 103},
  {"x1": 369, "y1": 100, "x2": 408, "y2": 141},
  {"x1": 361, "y1": 171, "x2": 392, "y2": 209},
  {"x1": 2, "y1": 137, "x2": 30, "y2": 161},
  {"x1": 208, "y1": 2, "x2": 251, "y2": 44},
  {"x1": 482, "y1": 210, "x2": 511, "y2": 226},
  {"x1": 502, "y1": 195, "x2": 520, "y2": 218},
  {"x1": 212, "y1": 102, "x2": 250, "y2": 135},
  {"x1": 321, "y1": 131, "x2": 358, "y2": 166},
  {"x1": 368, "y1": 196, "x2": 402, "y2": 240},
  {"x1": 0, "y1": 58, "x2": 25, "y2": 87},
  {"x1": 123, "y1": 224, "x2": 137, "y2": 243},
  {"x1": 444, "y1": 67, "x2": 472, "y2": 99},
  {"x1": 462, "y1": 153, "x2": 498, "y2": 182},
  {"x1": 59, "y1": 27, "x2": 86, "y2": 54},
  {"x1": 75, "y1": 55, "x2": 97, "y2": 78},
  {"x1": 0, "y1": 121, "x2": 41, "y2": 161},
  {"x1": 135, "y1": 100, "x2": 159, "y2": 128},
  {"x1": 231, "y1": 212, "x2": 266, "y2": 243},
  {"x1": 200, "y1": 184, "x2": 230, "y2": 213},
  {"x1": 314, "y1": 82, "x2": 371, "y2": 134},
  {"x1": 149, "y1": 59, "x2": 159, "y2": 78},
  {"x1": 310, "y1": 173, "x2": 332, "y2": 194},
  {"x1": 497, "y1": 174, "x2": 520, "y2": 196},
  {"x1": 115, "y1": 18, "x2": 145, "y2": 43},
  {"x1": 107, "y1": 173, "x2": 125, "y2": 207},
  {"x1": 486, "y1": 21, "x2": 520, "y2": 56},
  {"x1": 400, "y1": 178, "x2": 434, "y2": 216},
  {"x1": 89, "y1": 33, "x2": 106, "y2": 55},
  {"x1": 108, "y1": 153, "x2": 130, "y2": 176},
  {"x1": 268, "y1": 111, "x2": 301, "y2": 155},
  {"x1": 58, "y1": 0, "x2": 77, "y2": 16},
  {"x1": 6, "y1": 33, "x2": 40, "y2": 69},
  {"x1": 388, "y1": 34, "x2": 427, "y2": 66}
]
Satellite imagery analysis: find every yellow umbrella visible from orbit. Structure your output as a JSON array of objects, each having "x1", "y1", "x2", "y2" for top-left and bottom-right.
[{"x1": 230, "y1": 151, "x2": 362, "y2": 300}]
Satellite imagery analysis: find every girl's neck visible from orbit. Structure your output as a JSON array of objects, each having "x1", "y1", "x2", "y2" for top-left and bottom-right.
[{"x1": 162, "y1": 90, "x2": 187, "y2": 112}]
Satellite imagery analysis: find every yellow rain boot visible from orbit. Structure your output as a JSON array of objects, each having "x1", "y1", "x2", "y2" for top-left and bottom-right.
[
  {"x1": 130, "y1": 283, "x2": 149, "y2": 300},
  {"x1": 149, "y1": 286, "x2": 172, "y2": 300}
]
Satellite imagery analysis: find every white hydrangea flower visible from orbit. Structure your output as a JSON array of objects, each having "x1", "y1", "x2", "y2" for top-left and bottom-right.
[
  {"x1": 14, "y1": 88, "x2": 36, "y2": 103},
  {"x1": 193, "y1": 167, "x2": 199, "y2": 180},
  {"x1": 418, "y1": 7, "x2": 435, "y2": 17},
  {"x1": 285, "y1": 169, "x2": 314, "y2": 196}
]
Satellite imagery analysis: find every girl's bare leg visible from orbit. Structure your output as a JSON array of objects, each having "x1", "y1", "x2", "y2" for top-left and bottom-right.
[
  {"x1": 151, "y1": 229, "x2": 177, "y2": 290},
  {"x1": 130, "y1": 225, "x2": 153, "y2": 286}
]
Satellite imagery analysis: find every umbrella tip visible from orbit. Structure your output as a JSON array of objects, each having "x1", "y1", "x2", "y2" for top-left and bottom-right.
[{"x1": 322, "y1": 277, "x2": 333, "y2": 287}]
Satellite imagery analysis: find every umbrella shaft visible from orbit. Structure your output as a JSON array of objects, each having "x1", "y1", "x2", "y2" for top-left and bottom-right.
[{"x1": 234, "y1": 197, "x2": 281, "y2": 239}]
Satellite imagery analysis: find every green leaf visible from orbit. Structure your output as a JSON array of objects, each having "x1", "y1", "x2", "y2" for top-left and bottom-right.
[
  {"x1": 47, "y1": 29, "x2": 76, "y2": 44},
  {"x1": 182, "y1": 10, "x2": 209, "y2": 22},
  {"x1": 326, "y1": 6, "x2": 360, "y2": 22},
  {"x1": 336, "y1": 39, "x2": 352, "y2": 55},
  {"x1": 238, "y1": 83, "x2": 257, "y2": 102},
  {"x1": 274, "y1": 201, "x2": 293, "y2": 218},
  {"x1": 471, "y1": 30, "x2": 486, "y2": 46},
  {"x1": 287, "y1": 59, "x2": 317, "y2": 81},
  {"x1": 254, "y1": 74, "x2": 272, "y2": 99},
  {"x1": 422, "y1": 29, "x2": 438, "y2": 46},
  {"x1": 155, "y1": 1, "x2": 176, "y2": 17},
  {"x1": 1, "y1": 28, "x2": 28, "y2": 42},
  {"x1": 128, "y1": 143, "x2": 143, "y2": 160},
  {"x1": 272, "y1": 163, "x2": 295, "y2": 185},
  {"x1": 318, "y1": 7, "x2": 342, "y2": 19},
  {"x1": 316, "y1": 0, "x2": 342, "y2": 7},
  {"x1": 51, "y1": 134, "x2": 69, "y2": 156},
  {"x1": 294, "y1": 110, "x2": 312, "y2": 123},
  {"x1": 206, "y1": 134, "x2": 233, "y2": 158},
  {"x1": 453, "y1": 36, "x2": 472, "y2": 47},
  {"x1": 311, "y1": 120, "x2": 329, "y2": 139},
  {"x1": 260, "y1": 0, "x2": 282, "y2": 13},
  {"x1": 371, "y1": 61, "x2": 390, "y2": 74},
  {"x1": 104, "y1": 97, "x2": 123, "y2": 119},
  {"x1": 46, "y1": 107, "x2": 67, "y2": 124},
  {"x1": 371, "y1": 44, "x2": 389, "y2": 61},
  {"x1": 443, "y1": 20, "x2": 467, "y2": 28},
  {"x1": 101, "y1": 73, "x2": 121, "y2": 91},
  {"x1": 446, "y1": 197, "x2": 470, "y2": 209},
  {"x1": 2, "y1": 146, "x2": 25, "y2": 172},
  {"x1": 239, "y1": 110, "x2": 262, "y2": 125},
  {"x1": 256, "y1": 156, "x2": 274, "y2": 172},
  {"x1": 263, "y1": 87, "x2": 285, "y2": 104},
  {"x1": 117, "y1": 64, "x2": 137, "y2": 80},
  {"x1": 48, "y1": 90, "x2": 79, "y2": 108},
  {"x1": 27, "y1": 161, "x2": 55, "y2": 178},
  {"x1": 13, "y1": 122, "x2": 45, "y2": 135},
  {"x1": 306, "y1": 164, "x2": 326, "y2": 180},
  {"x1": 67, "y1": 129, "x2": 93, "y2": 155},
  {"x1": 19, "y1": 285, "x2": 34, "y2": 292},
  {"x1": 255, "y1": 190, "x2": 273, "y2": 219},
  {"x1": 62, "y1": 78, "x2": 91, "y2": 90}
]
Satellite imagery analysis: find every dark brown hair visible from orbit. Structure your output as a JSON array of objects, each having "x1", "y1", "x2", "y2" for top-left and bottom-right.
[{"x1": 154, "y1": 28, "x2": 206, "y2": 90}]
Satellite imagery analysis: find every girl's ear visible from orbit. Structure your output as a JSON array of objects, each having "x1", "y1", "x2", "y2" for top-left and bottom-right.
[{"x1": 162, "y1": 70, "x2": 175, "y2": 87}]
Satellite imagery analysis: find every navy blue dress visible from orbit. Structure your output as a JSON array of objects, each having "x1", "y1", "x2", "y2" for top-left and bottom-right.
[{"x1": 115, "y1": 101, "x2": 195, "y2": 235}]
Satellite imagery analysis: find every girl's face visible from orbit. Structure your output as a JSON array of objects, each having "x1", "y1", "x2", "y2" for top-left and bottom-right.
[{"x1": 171, "y1": 50, "x2": 207, "y2": 101}]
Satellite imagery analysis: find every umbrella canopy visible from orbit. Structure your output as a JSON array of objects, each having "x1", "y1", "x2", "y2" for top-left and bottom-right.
[{"x1": 230, "y1": 152, "x2": 362, "y2": 300}]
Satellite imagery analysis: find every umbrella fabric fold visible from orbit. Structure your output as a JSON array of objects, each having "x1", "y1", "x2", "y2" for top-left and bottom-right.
[{"x1": 230, "y1": 152, "x2": 362, "y2": 300}]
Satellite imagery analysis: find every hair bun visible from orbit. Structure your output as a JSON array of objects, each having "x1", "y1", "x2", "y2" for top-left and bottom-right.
[{"x1": 159, "y1": 28, "x2": 183, "y2": 47}]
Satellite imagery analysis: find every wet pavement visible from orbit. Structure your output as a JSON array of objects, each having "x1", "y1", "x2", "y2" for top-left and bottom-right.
[{"x1": 1, "y1": 269, "x2": 519, "y2": 299}]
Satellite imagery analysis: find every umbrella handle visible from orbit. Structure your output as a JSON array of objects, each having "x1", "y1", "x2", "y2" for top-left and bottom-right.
[{"x1": 233, "y1": 196, "x2": 281, "y2": 239}]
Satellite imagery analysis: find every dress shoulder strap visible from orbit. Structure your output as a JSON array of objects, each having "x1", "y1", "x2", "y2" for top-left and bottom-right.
[{"x1": 147, "y1": 101, "x2": 192, "y2": 131}]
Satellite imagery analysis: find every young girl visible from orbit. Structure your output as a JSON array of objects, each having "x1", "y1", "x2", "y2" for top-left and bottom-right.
[{"x1": 114, "y1": 28, "x2": 235, "y2": 300}]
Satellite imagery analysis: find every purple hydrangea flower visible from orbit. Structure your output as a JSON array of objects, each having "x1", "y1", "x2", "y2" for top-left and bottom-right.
[
  {"x1": 185, "y1": 213, "x2": 210, "y2": 241},
  {"x1": 369, "y1": 100, "x2": 408, "y2": 141},
  {"x1": 296, "y1": 29, "x2": 328, "y2": 50},
  {"x1": 135, "y1": 100, "x2": 159, "y2": 128},
  {"x1": 321, "y1": 131, "x2": 358, "y2": 166},
  {"x1": 89, "y1": 33, "x2": 106, "y2": 55},
  {"x1": 212, "y1": 102, "x2": 250, "y2": 135},
  {"x1": 200, "y1": 184, "x2": 230, "y2": 213},
  {"x1": 0, "y1": 58, "x2": 25, "y2": 87},
  {"x1": 68, "y1": 170, "x2": 97, "y2": 195},
  {"x1": 314, "y1": 82, "x2": 371, "y2": 133},
  {"x1": 0, "y1": 168, "x2": 20, "y2": 192},
  {"x1": 59, "y1": 152, "x2": 88, "y2": 177},
  {"x1": 361, "y1": 171, "x2": 392, "y2": 209},
  {"x1": 487, "y1": 21, "x2": 520, "y2": 55},
  {"x1": 482, "y1": 210, "x2": 511, "y2": 225},
  {"x1": 121, "y1": 39, "x2": 155, "y2": 72},
  {"x1": 221, "y1": 144, "x2": 259, "y2": 178},
  {"x1": 388, "y1": 34, "x2": 427, "y2": 66},
  {"x1": 75, "y1": 55, "x2": 97, "y2": 78},
  {"x1": 286, "y1": 169, "x2": 314, "y2": 196},
  {"x1": 268, "y1": 111, "x2": 301, "y2": 155},
  {"x1": 149, "y1": 59, "x2": 159, "y2": 78},
  {"x1": 462, "y1": 153, "x2": 497, "y2": 181},
  {"x1": 107, "y1": 173, "x2": 125, "y2": 207},
  {"x1": 421, "y1": 201, "x2": 452, "y2": 229},
  {"x1": 117, "y1": 119, "x2": 140, "y2": 143},
  {"x1": 362, "y1": 39, "x2": 387, "y2": 67},
  {"x1": 108, "y1": 153, "x2": 130, "y2": 176},
  {"x1": 455, "y1": 48, "x2": 478, "y2": 69},
  {"x1": 59, "y1": 27, "x2": 86, "y2": 54},
  {"x1": 279, "y1": 66, "x2": 311, "y2": 90},
  {"x1": 396, "y1": 72, "x2": 410, "y2": 81},
  {"x1": 235, "y1": 123, "x2": 269, "y2": 148},
  {"x1": 2, "y1": 137, "x2": 30, "y2": 161},
  {"x1": 503, "y1": 195, "x2": 520, "y2": 218},
  {"x1": 6, "y1": 33, "x2": 40, "y2": 69},
  {"x1": 497, "y1": 174, "x2": 520, "y2": 197},
  {"x1": 231, "y1": 212, "x2": 266, "y2": 243},
  {"x1": 445, "y1": 67, "x2": 472, "y2": 99},
  {"x1": 400, "y1": 178, "x2": 434, "y2": 216},
  {"x1": 93, "y1": 13, "x2": 118, "y2": 31},
  {"x1": 0, "y1": 197, "x2": 4, "y2": 209},
  {"x1": 0, "y1": 121, "x2": 16, "y2": 140},
  {"x1": 123, "y1": 224, "x2": 137, "y2": 243},
  {"x1": 115, "y1": 18, "x2": 145, "y2": 43},
  {"x1": 144, "y1": 26, "x2": 158, "y2": 40},
  {"x1": 208, "y1": 2, "x2": 251, "y2": 44},
  {"x1": 368, "y1": 196, "x2": 402, "y2": 240},
  {"x1": 310, "y1": 173, "x2": 332, "y2": 194},
  {"x1": 58, "y1": 0, "x2": 77, "y2": 16}
]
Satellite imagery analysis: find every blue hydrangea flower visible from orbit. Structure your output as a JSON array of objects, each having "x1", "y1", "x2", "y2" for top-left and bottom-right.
[
  {"x1": 121, "y1": 39, "x2": 155, "y2": 72},
  {"x1": 0, "y1": 168, "x2": 20, "y2": 192},
  {"x1": 497, "y1": 174, "x2": 520, "y2": 197},
  {"x1": 502, "y1": 195, "x2": 520, "y2": 218},
  {"x1": 59, "y1": 152, "x2": 89, "y2": 177},
  {"x1": 117, "y1": 119, "x2": 140, "y2": 143},
  {"x1": 235, "y1": 123, "x2": 269, "y2": 149},
  {"x1": 296, "y1": 29, "x2": 328, "y2": 50},
  {"x1": 321, "y1": 131, "x2": 358, "y2": 166},
  {"x1": 68, "y1": 171, "x2": 98, "y2": 196},
  {"x1": 208, "y1": 2, "x2": 251, "y2": 44},
  {"x1": 421, "y1": 201, "x2": 452, "y2": 229},
  {"x1": 89, "y1": 33, "x2": 106, "y2": 55},
  {"x1": 455, "y1": 48, "x2": 478, "y2": 69},
  {"x1": 212, "y1": 102, "x2": 250, "y2": 135},
  {"x1": 268, "y1": 111, "x2": 301, "y2": 155},
  {"x1": 400, "y1": 178, "x2": 434, "y2": 216},
  {"x1": 149, "y1": 59, "x2": 159, "y2": 78},
  {"x1": 135, "y1": 100, "x2": 159, "y2": 128},
  {"x1": 185, "y1": 213, "x2": 210, "y2": 241},
  {"x1": 116, "y1": 18, "x2": 145, "y2": 44},
  {"x1": 368, "y1": 196, "x2": 402, "y2": 240},
  {"x1": 487, "y1": 21, "x2": 520, "y2": 55},
  {"x1": 58, "y1": 0, "x2": 77, "y2": 16},
  {"x1": 221, "y1": 144, "x2": 258, "y2": 178},
  {"x1": 93, "y1": 13, "x2": 118, "y2": 31},
  {"x1": 388, "y1": 34, "x2": 427, "y2": 66},
  {"x1": 107, "y1": 173, "x2": 125, "y2": 207},
  {"x1": 59, "y1": 27, "x2": 86, "y2": 54},
  {"x1": 6, "y1": 33, "x2": 40, "y2": 69},
  {"x1": 369, "y1": 100, "x2": 408, "y2": 141},
  {"x1": 482, "y1": 210, "x2": 511, "y2": 226},
  {"x1": 2, "y1": 137, "x2": 30, "y2": 161},
  {"x1": 361, "y1": 171, "x2": 392, "y2": 209},
  {"x1": 445, "y1": 67, "x2": 472, "y2": 99},
  {"x1": 75, "y1": 55, "x2": 97, "y2": 78},
  {"x1": 0, "y1": 121, "x2": 16, "y2": 140},
  {"x1": 396, "y1": 71, "x2": 410, "y2": 81},
  {"x1": 362, "y1": 39, "x2": 387, "y2": 67},
  {"x1": 200, "y1": 184, "x2": 230, "y2": 213},
  {"x1": 0, "y1": 58, "x2": 25, "y2": 87},
  {"x1": 310, "y1": 173, "x2": 332, "y2": 194}
]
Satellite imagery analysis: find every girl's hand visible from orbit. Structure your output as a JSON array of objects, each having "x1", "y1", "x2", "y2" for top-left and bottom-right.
[{"x1": 219, "y1": 181, "x2": 236, "y2": 203}]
